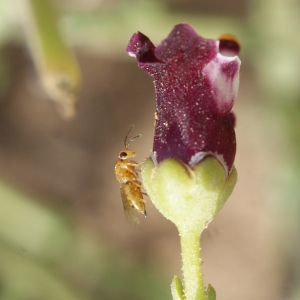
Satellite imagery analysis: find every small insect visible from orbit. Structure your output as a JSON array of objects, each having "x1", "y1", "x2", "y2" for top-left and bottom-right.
[{"x1": 115, "y1": 125, "x2": 146, "y2": 225}]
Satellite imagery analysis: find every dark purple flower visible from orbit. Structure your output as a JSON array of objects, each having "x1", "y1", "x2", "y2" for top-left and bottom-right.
[{"x1": 127, "y1": 24, "x2": 240, "y2": 175}]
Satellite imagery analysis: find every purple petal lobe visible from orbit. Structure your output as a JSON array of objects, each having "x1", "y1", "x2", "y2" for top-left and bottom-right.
[
  {"x1": 127, "y1": 24, "x2": 241, "y2": 175},
  {"x1": 126, "y1": 32, "x2": 160, "y2": 63},
  {"x1": 219, "y1": 34, "x2": 241, "y2": 57}
]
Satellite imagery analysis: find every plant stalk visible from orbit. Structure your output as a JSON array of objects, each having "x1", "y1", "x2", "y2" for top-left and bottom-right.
[{"x1": 179, "y1": 229, "x2": 205, "y2": 300}]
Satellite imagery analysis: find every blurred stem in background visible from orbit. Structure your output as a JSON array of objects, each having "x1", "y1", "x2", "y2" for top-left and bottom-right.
[
  {"x1": 249, "y1": 0, "x2": 300, "y2": 298},
  {"x1": 20, "y1": 0, "x2": 81, "y2": 119}
]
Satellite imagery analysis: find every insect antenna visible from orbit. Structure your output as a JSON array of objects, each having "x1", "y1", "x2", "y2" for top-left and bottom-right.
[
  {"x1": 127, "y1": 134, "x2": 142, "y2": 148},
  {"x1": 124, "y1": 125, "x2": 142, "y2": 149}
]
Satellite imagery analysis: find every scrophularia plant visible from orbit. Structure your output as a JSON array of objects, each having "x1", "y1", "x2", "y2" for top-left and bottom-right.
[{"x1": 127, "y1": 24, "x2": 241, "y2": 300}]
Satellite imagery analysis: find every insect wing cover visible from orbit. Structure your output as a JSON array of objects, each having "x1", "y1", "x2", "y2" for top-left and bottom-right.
[{"x1": 120, "y1": 184, "x2": 140, "y2": 225}]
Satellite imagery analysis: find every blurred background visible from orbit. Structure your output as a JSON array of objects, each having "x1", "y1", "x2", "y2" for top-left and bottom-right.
[{"x1": 0, "y1": 0, "x2": 300, "y2": 299}]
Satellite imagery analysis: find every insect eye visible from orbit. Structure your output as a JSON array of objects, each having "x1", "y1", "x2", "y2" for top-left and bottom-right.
[{"x1": 119, "y1": 151, "x2": 128, "y2": 159}]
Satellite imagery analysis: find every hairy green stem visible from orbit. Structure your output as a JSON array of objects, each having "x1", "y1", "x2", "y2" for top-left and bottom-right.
[{"x1": 179, "y1": 229, "x2": 205, "y2": 300}]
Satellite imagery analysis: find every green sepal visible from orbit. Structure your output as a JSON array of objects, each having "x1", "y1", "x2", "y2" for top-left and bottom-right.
[
  {"x1": 142, "y1": 156, "x2": 237, "y2": 300},
  {"x1": 141, "y1": 156, "x2": 237, "y2": 233},
  {"x1": 171, "y1": 276, "x2": 185, "y2": 300},
  {"x1": 206, "y1": 284, "x2": 216, "y2": 300}
]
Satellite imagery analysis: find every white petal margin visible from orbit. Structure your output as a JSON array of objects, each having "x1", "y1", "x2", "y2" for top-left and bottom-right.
[
  {"x1": 189, "y1": 151, "x2": 228, "y2": 176},
  {"x1": 202, "y1": 51, "x2": 241, "y2": 113},
  {"x1": 128, "y1": 51, "x2": 136, "y2": 57}
]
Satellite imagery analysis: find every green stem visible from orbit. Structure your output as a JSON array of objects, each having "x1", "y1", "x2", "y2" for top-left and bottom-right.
[
  {"x1": 22, "y1": 0, "x2": 81, "y2": 118},
  {"x1": 179, "y1": 229, "x2": 205, "y2": 300}
]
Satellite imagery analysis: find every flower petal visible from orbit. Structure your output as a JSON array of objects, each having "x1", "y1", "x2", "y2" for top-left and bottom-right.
[{"x1": 127, "y1": 24, "x2": 241, "y2": 175}]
